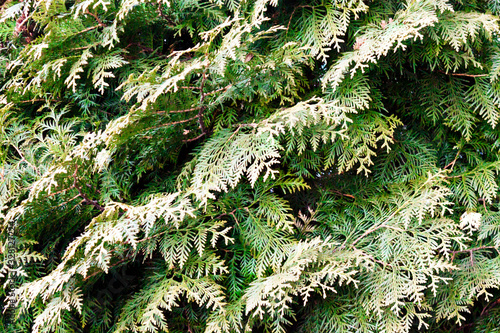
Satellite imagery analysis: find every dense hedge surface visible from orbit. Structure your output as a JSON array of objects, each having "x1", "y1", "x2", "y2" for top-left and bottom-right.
[{"x1": 2, "y1": 0, "x2": 500, "y2": 332}]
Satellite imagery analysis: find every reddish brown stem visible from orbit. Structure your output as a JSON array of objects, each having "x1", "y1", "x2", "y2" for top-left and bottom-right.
[
  {"x1": 153, "y1": 106, "x2": 201, "y2": 115},
  {"x1": 438, "y1": 70, "x2": 488, "y2": 78},
  {"x1": 143, "y1": 114, "x2": 200, "y2": 131},
  {"x1": 84, "y1": 10, "x2": 105, "y2": 27},
  {"x1": 183, "y1": 132, "x2": 206, "y2": 143}
]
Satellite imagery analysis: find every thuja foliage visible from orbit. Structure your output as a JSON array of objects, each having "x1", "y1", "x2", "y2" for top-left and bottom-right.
[{"x1": 3, "y1": 0, "x2": 500, "y2": 332}]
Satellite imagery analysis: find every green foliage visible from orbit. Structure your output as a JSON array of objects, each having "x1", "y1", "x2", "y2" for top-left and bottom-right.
[{"x1": 2, "y1": 0, "x2": 500, "y2": 332}]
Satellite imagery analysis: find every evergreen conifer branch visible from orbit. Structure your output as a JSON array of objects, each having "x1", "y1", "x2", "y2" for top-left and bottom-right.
[{"x1": 2, "y1": 0, "x2": 500, "y2": 332}]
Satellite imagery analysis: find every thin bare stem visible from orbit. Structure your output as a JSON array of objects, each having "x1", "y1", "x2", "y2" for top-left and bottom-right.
[
  {"x1": 153, "y1": 106, "x2": 201, "y2": 115},
  {"x1": 332, "y1": 190, "x2": 355, "y2": 199},
  {"x1": 197, "y1": 66, "x2": 209, "y2": 134},
  {"x1": 204, "y1": 84, "x2": 232, "y2": 96},
  {"x1": 444, "y1": 150, "x2": 461, "y2": 170},
  {"x1": 12, "y1": 144, "x2": 40, "y2": 176},
  {"x1": 74, "y1": 25, "x2": 101, "y2": 36},
  {"x1": 438, "y1": 70, "x2": 488, "y2": 78},
  {"x1": 143, "y1": 114, "x2": 200, "y2": 132},
  {"x1": 286, "y1": 5, "x2": 312, "y2": 36},
  {"x1": 450, "y1": 246, "x2": 497, "y2": 255},
  {"x1": 84, "y1": 10, "x2": 105, "y2": 27},
  {"x1": 19, "y1": 98, "x2": 58, "y2": 104},
  {"x1": 72, "y1": 166, "x2": 104, "y2": 212},
  {"x1": 180, "y1": 86, "x2": 201, "y2": 90},
  {"x1": 183, "y1": 132, "x2": 206, "y2": 143},
  {"x1": 55, "y1": 194, "x2": 81, "y2": 208},
  {"x1": 480, "y1": 298, "x2": 500, "y2": 317}
]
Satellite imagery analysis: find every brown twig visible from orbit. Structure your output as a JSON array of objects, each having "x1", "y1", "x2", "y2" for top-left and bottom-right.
[
  {"x1": 445, "y1": 174, "x2": 463, "y2": 179},
  {"x1": 332, "y1": 190, "x2": 355, "y2": 199},
  {"x1": 197, "y1": 67, "x2": 209, "y2": 135},
  {"x1": 19, "y1": 98, "x2": 58, "y2": 104},
  {"x1": 72, "y1": 166, "x2": 105, "y2": 212},
  {"x1": 43, "y1": 186, "x2": 74, "y2": 199},
  {"x1": 182, "y1": 132, "x2": 206, "y2": 143},
  {"x1": 455, "y1": 297, "x2": 500, "y2": 331},
  {"x1": 68, "y1": 45, "x2": 95, "y2": 52},
  {"x1": 55, "y1": 195, "x2": 81, "y2": 208},
  {"x1": 215, "y1": 208, "x2": 239, "y2": 220},
  {"x1": 478, "y1": 198, "x2": 488, "y2": 209},
  {"x1": 124, "y1": 42, "x2": 154, "y2": 54},
  {"x1": 77, "y1": 189, "x2": 105, "y2": 211},
  {"x1": 451, "y1": 246, "x2": 498, "y2": 267},
  {"x1": 204, "y1": 84, "x2": 232, "y2": 97},
  {"x1": 457, "y1": 323, "x2": 474, "y2": 331},
  {"x1": 74, "y1": 25, "x2": 101, "y2": 37},
  {"x1": 450, "y1": 246, "x2": 498, "y2": 255},
  {"x1": 180, "y1": 86, "x2": 201, "y2": 90},
  {"x1": 153, "y1": 106, "x2": 201, "y2": 115},
  {"x1": 12, "y1": 144, "x2": 40, "y2": 176},
  {"x1": 444, "y1": 149, "x2": 461, "y2": 170},
  {"x1": 215, "y1": 207, "x2": 245, "y2": 228},
  {"x1": 480, "y1": 298, "x2": 500, "y2": 317},
  {"x1": 286, "y1": 5, "x2": 312, "y2": 36},
  {"x1": 449, "y1": 73, "x2": 488, "y2": 78},
  {"x1": 15, "y1": 12, "x2": 32, "y2": 37},
  {"x1": 84, "y1": 10, "x2": 105, "y2": 27},
  {"x1": 143, "y1": 114, "x2": 200, "y2": 132},
  {"x1": 438, "y1": 70, "x2": 488, "y2": 78}
]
